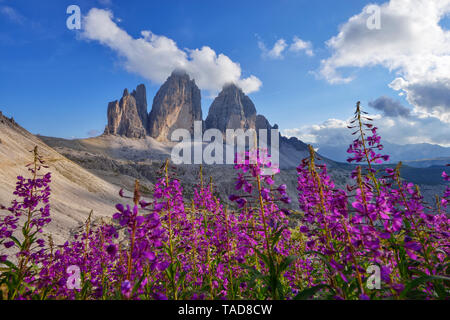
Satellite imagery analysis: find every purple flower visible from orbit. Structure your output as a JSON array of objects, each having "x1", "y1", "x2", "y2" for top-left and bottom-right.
[
  {"x1": 4, "y1": 241, "x2": 14, "y2": 249},
  {"x1": 260, "y1": 188, "x2": 270, "y2": 201},
  {"x1": 276, "y1": 184, "x2": 287, "y2": 194},
  {"x1": 243, "y1": 183, "x2": 253, "y2": 194},
  {"x1": 264, "y1": 176, "x2": 274, "y2": 185},
  {"x1": 106, "y1": 244, "x2": 117, "y2": 256},
  {"x1": 381, "y1": 266, "x2": 391, "y2": 283},
  {"x1": 236, "y1": 198, "x2": 247, "y2": 208},
  {"x1": 330, "y1": 259, "x2": 344, "y2": 271},
  {"x1": 280, "y1": 196, "x2": 291, "y2": 204},
  {"x1": 153, "y1": 292, "x2": 168, "y2": 300},
  {"x1": 121, "y1": 280, "x2": 132, "y2": 297},
  {"x1": 392, "y1": 283, "x2": 405, "y2": 293},
  {"x1": 404, "y1": 240, "x2": 422, "y2": 252},
  {"x1": 156, "y1": 261, "x2": 170, "y2": 272},
  {"x1": 145, "y1": 251, "x2": 156, "y2": 261}
]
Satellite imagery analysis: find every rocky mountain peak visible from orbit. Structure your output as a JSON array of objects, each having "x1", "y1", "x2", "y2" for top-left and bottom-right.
[
  {"x1": 205, "y1": 83, "x2": 258, "y2": 134},
  {"x1": 101, "y1": 70, "x2": 300, "y2": 153},
  {"x1": 104, "y1": 84, "x2": 148, "y2": 139},
  {"x1": 148, "y1": 70, "x2": 202, "y2": 141},
  {"x1": 131, "y1": 84, "x2": 148, "y2": 130}
]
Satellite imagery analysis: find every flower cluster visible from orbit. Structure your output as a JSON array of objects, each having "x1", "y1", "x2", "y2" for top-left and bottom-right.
[{"x1": 0, "y1": 104, "x2": 448, "y2": 300}]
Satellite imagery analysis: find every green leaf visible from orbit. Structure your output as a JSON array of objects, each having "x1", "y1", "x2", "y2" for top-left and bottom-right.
[
  {"x1": 270, "y1": 227, "x2": 285, "y2": 250},
  {"x1": 0, "y1": 260, "x2": 18, "y2": 271},
  {"x1": 294, "y1": 284, "x2": 330, "y2": 300},
  {"x1": 238, "y1": 263, "x2": 264, "y2": 280},
  {"x1": 131, "y1": 272, "x2": 148, "y2": 296},
  {"x1": 253, "y1": 247, "x2": 271, "y2": 267},
  {"x1": 80, "y1": 278, "x2": 91, "y2": 300},
  {"x1": 9, "y1": 235, "x2": 21, "y2": 247},
  {"x1": 278, "y1": 255, "x2": 297, "y2": 274},
  {"x1": 303, "y1": 251, "x2": 333, "y2": 272},
  {"x1": 400, "y1": 275, "x2": 450, "y2": 299}
]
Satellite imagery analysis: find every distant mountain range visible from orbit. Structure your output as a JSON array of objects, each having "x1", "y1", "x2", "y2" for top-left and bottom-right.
[{"x1": 316, "y1": 141, "x2": 450, "y2": 168}]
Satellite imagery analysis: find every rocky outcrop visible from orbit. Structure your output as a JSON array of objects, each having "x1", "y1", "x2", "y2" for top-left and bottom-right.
[
  {"x1": 104, "y1": 86, "x2": 148, "y2": 139},
  {"x1": 255, "y1": 114, "x2": 272, "y2": 131},
  {"x1": 205, "y1": 84, "x2": 257, "y2": 134},
  {"x1": 148, "y1": 70, "x2": 202, "y2": 141},
  {"x1": 280, "y1": 135, "x2": 308, "y2": 151},
  {"x1": 101, "y1": 71, "x2": 305, "y2": 154},
  {"x1": 131, "y1": 84, "x2": 148, "y2": 130},
  {"x1": 204, "y1": 84, "x2": 278, "y2": 147}
]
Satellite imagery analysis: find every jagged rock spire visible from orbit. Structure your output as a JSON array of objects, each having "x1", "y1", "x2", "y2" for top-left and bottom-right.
[
  {"x1": 148, "y1": 70, "x2": 202, "y2": 141},
  {"x1": 104, "y1": 84, "x2": 148, "y2": 139}
]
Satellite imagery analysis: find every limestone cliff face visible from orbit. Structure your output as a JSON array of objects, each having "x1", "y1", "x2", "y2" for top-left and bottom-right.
[
  {"x1": 148, "y1": 71, "x2": 202, "y2": 141},
  {"x1": 102, "y1": 73, "x2": 300, "y2": 154},
  {"x1": 205, "y1": 84, "x2": 257, "y2": 134},
  {"x1": 255, "y1": 114, "x2": 272, "y2": 131},
  {"x1": 104, "y1": 86, "x2": 147, "y2": 139},
  {"x1": 131, "y1": 84, "x2": 148, "y2": 131}
]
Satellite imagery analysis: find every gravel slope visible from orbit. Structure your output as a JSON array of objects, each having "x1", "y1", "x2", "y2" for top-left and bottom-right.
[{"x1": 0, "y1": 114, "x2": 123, "y2": 245}]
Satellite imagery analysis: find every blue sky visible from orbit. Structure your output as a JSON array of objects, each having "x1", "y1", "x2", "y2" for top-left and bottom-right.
[{"x1": 0, "y1": 0, "x2": 449, "y2": 146}]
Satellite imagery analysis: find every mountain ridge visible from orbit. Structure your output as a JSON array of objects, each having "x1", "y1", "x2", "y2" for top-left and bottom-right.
[
  {"x1": 102, "y1": 70, "x2": 310, "y2": 159},
  {"x1": 316, "y1": 140, "x2": 450, "y2": 167}
]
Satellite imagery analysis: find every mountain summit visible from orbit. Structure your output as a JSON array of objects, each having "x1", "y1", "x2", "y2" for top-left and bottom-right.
[
  {"x1": 205, "y1": 84, "x2": 257, "y2": 133},
  {"x1": 148, "y1": 70, "x2": 202, "y2": 141},
  {"x1": 104, "y1": 85, "x2": 148, "y2": 138},
  {"x1": 103, "y1": 71, "x2": 274, "y2": 142}
]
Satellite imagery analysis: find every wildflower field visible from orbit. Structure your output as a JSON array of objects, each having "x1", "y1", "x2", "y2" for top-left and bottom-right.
[{"x1": 0, "y1": 103, "x2": 449, "y2": 300}]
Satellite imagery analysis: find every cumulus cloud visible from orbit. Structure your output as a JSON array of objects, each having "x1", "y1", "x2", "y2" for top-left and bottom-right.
[
  {"x1": 81, "y1": 8, "x2": 261, "y2": 94},
  {"x1": 258, "y1": 36, "x2": 313, "y2": 59},
  {"x1": 394, "y1": 79, "x2": 450, "y2": 122},
  {"x1": 319, "y1": 0, "x2": 450, "y2": 122},
  {"x1": 283, "y1": 118, "x2": 351, "y2": 146},
  {"x1": 283, "y1": 110, "x2": 450, "y2": 147},
  {"x1": 258, "y1": 38, "x2": 288, "y2": 59},
  {"x1": 289, "y1": 36, "x2": 314, "y2": 56},
  {"x1": 368, "y1": 96, "x2": 411, "y2": 117}
]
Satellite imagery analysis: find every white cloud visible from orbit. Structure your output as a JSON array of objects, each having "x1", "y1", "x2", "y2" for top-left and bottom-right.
[
  {"x1": 289, "y1": 36, "x2": 314, "y2": 56},
  {"x1": 283, "y1": 111, "x2": 450, "y2": 147},
  {"x1": 258, "y1": 38, "x2": 288, "y2": 59},
  {"x1": 81, "y1": 8, "x2": 261, "y2": 94},
  {"x1": 318, "y1": 0, "x2": 450, "y2": 123},
  {"x1": 283, "y1": 118, "x2": 351, "y2": 145},
  {"x1": 269, "y1": 39, "x2": 288, "y2": 59},
  {"x1": 258, "y1": 36, "x2": 313, "y2": 59}
]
